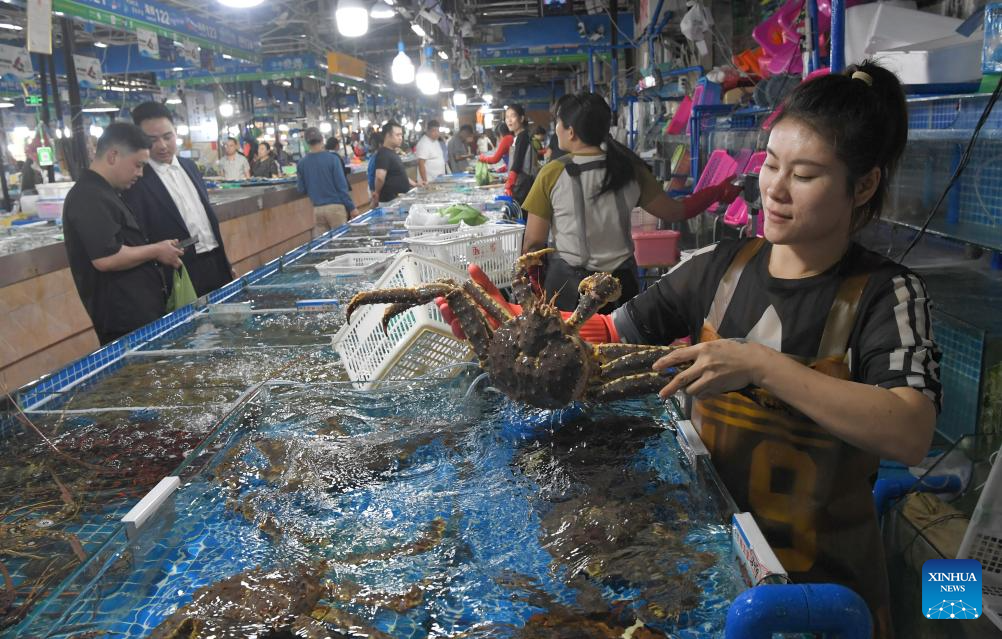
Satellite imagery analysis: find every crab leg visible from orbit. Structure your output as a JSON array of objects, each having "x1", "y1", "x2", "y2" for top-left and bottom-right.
[
  {"x1": 346, "y1": 282, "x2": 457, "y2": 325},
  {"x1": 565, "y1": 273, "x2": 621, "y2": 332},
  {"x1": 599, "y1": 346, "x2": 688, "y2": 379},
  {"x1": 592, "y1": 342, "x2": 677, "y2": 363},
  {"x1": 511, "y1": 248, "x2": 554, "y2": 308},
  {"x1": 590, "y1": 371, "x2": 671, "y2": 403},
  {"x1": 462, "y1": 279, "x2": 514, "y2": 326}
]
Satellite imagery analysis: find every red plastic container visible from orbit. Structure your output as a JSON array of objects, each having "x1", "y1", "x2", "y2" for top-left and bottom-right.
[{"x1": 632, "y1": 230, "x2": 681, "y2": 267}]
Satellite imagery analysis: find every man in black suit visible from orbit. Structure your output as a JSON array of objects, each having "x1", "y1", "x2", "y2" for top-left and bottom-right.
[{"x1": 124, "y1": 101, "x2": 233, "y2": 297}]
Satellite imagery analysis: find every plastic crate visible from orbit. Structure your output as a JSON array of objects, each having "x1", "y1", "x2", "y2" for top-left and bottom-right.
[
  {"x1": 403, "y1": 217, "x2": 462, "y2": 237},
  {"x1": 403, "y1": 223, "x2": 524, "y2": 288},
  {"x1": 314, "y1": 252, "x2": 396, "y2": 278},
  {"x1": 633, "y1": 229, "x2": 680, "y2": 267},
  {"x1": 332, "y1": 252, "x2": 473, "y2": 389}
]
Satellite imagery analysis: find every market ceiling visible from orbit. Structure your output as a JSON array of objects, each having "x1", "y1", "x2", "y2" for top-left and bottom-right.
[{"x1": 0, "y1": 0, "x2": 608, "y2": 92}]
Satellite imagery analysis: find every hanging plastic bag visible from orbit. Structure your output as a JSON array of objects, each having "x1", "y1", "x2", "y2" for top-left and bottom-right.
[
  {"x1": 166, "y1": 264, "x2": 198, "y2": 312},
  {"x1": 475, "y1": 160, "x2": 490, "y2": 186}
]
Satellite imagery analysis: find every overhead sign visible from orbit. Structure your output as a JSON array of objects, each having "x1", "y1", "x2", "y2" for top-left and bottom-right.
[
  {"x1": 26, "y1": 0, "x2": 53, "y2": 55},
  {"x1": 159, "y1": 54, "x2": 366, "y2": 88},
  {"x1": 52, "y1": 0, "x2": 260, "y2": 61},
  {"x1": 137, "y1": 27, "x2": 159, "y2": 59},
  {"x1": 73, "y1": 54, "x2": 102, "y2": 89},
  {"x1": 0, "y1": 45, "x2": 35, "y2": 82},
  {"x1": 477, "y1": 45, "x2": 611, "y2": 67},
  {"x1": 326, "y1": 52, "x2": 366, "y2": 82},
  {"x1": 184, "y1": 90, "x2": 218, "y2": 143},
  {"x1": 25, "y1": 95, "x2": 43, "y2": 106},
  {"x1": 179, "y1": 41, "x2": 199, "y2": 65}
]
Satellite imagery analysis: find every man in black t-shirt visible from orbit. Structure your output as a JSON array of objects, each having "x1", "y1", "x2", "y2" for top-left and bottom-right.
[
  {"x1": 369, "y1": 120, "x2": 416, "y2": 206},
  {"x1": 63, "y1": 123, "x2": 184, "y2": 345}
]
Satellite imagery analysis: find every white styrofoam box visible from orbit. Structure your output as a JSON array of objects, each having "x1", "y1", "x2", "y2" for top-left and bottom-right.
[
  {"x1": 35, "y1": 181, "x2": 75, "y2": 198},
  {"x1": 332, "y1": 252, "x2": 473, "y2": 388},
  {"x1": 844, "y1": 2, "x2": 962, "y2": 67},
  {"x1": 877, "y1": 32, "x2": 983, "y2": 85}
]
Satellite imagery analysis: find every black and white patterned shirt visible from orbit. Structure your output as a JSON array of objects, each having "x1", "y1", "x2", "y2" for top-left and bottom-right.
[{"x1": 613, "y1": 238, "x2": 942, "y2": 411}]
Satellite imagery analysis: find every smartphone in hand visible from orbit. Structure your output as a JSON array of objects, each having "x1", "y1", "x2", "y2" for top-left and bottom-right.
[{"x1": 177, "y1": 236, "x2": 199, "y2": 249}]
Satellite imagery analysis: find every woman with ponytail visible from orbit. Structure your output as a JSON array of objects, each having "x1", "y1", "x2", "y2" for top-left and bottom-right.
[
  {"x1": 521, "y1": 91, "x2": 740, "y2": 311},
  {"x1": 445, "y1": 65, "x2": 940, "y2": 637}
]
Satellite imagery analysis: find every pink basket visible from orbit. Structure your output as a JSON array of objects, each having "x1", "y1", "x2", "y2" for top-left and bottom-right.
[
  {"x1": 632, "y1": 230, "x2": 681, "y2": 268},
  {"x1": 665, "y1": 96, "x2": 693, "y2": 136}
]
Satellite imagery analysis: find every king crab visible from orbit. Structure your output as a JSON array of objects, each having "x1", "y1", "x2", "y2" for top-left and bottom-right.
[{"x1": 347, "y1": 249, "x2": 686, "y2": 409}]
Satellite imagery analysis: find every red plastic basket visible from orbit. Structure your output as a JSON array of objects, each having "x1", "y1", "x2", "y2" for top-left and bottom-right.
[{"x1": 632, "y1": 230, "x2": 681, "y2": 268}]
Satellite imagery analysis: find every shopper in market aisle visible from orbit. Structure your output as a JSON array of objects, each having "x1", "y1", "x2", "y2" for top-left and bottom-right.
[
  {"x1": 63, "y1": 123, "x2": 183, "y2": 345},
  {"x1": 370, "y1": 120, "x2": 418, "y2": 206},
  {"x1": 447, "y1": 124, "x2": 476, "y2": 173},
  {"x1": 415, "y1": 119, "x2": 448, "y2": 183},
  {"x1": 478, "y1": 123, "x2": 513, "y2": 172},
  {"x1": 125, "y1": 101, "x2": 234, "y2": 297},
  {"x1": 216, "y1": 137, "x2": 250, "y2": 180},
  {"x1": 296, "y1": 127, "x2": 359, "y2": 235},
  {"x1": 520, "y1": 91, "x2": 740, "y2": 311},
  {"x1": 447, "y1": 64, "x2": 938, "y2": 637}
]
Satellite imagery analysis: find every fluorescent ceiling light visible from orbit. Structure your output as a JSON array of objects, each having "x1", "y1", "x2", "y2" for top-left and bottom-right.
[
  {"x1": 410, "y1": 23, "x2": 426, "y2": 37},
  {"x1": 216, "y1": 0, "x2": 264, "y2": 7},
  {"x1": 165, "y1": 92, "x2": 182, "y2": 104},
  {"x1": 0, "y1": 23, "x2": 22, "y2": 31},
  {"x1": 93, "y1": 41, "x2": 108, "y2": 48},
  {"x1": 437, "y1": 50, "x2": 448, "y2": 60},
  {"x1": 0, "y1": 101, "x2": 14, "y2": 108},
  {"x1": 82, "y1": 99, "x2": 119, "y2": 113}
]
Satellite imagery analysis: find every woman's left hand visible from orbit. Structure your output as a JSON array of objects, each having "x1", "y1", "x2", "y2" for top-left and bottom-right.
[{"x1": 652, "y1": 339, "x2": 768, "y2": 400}]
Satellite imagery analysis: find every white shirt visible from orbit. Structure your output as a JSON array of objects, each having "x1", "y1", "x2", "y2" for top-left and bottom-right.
[
  {"x1": 150, "y1": 156, "x2": 218, "y2": 253},
  {"x1": 415, "y1": 135, "x2": 447, "y2": 181},
  {"x1": 217, "y1": 154, "x2": 249, "y2": 180}
]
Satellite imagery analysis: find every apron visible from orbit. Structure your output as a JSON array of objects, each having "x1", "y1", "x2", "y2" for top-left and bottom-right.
[
  {"x1": 509, "y1": 131, "x2": 538, "y2": 204},
  {"x1": 693, "y1": 239, "x2": 893, "y2": 638},
  {"x1": 543, "y1": 155, "x2": 639, "y2": 312}
]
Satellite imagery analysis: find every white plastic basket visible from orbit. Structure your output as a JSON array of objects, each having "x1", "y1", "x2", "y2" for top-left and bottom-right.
[
  {"x1": 403, "y1": 223, "x2": 524, "y2": 289},
  {"x1": 314, "y1": 252, "x2": 396, "y2": 278},
  {"x1": 403, "y1": 217, "x2": 461, "y2": 237},
  {"x1": 332, "y1": 252, "x2": 473, "y2": 389}
]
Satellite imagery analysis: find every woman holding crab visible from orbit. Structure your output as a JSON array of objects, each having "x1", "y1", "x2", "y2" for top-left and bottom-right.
[{"x1": 435, "y1": 61, "x2": 939, "y2": 637}]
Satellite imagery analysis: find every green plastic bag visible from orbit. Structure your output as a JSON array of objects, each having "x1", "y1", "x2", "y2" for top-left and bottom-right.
[
  {"x1": 166, "y1": 264, "x2": 198, "y2": 312},
  {"x1": 475, "y1": 160, "x2": 490, "y2": 186}
]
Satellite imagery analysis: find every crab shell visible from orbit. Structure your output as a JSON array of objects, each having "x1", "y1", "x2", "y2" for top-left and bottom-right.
[{"x1": 487, "y1": 304, "x2": 592, "y2": 409}]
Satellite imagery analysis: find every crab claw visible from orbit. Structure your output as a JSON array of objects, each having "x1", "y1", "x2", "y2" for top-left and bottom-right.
[{"x1": 346, "y1": 283, "x2": 457, "y2": 331}]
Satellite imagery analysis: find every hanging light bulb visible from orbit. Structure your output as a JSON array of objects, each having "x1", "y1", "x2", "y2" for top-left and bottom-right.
[
  {"x1": 319, "y1": 121, "x2": 333, "y2": 133},
  {"x1": 336, "y1": 0, "x2": 368, "y2": 37},
  {"x1": 453, "y1": 90, "x2": 468, "y2": 106},
  {"x1": 391, "y1": 41, "x2": 414, "y2": 84},
  {"x1": 218, "y1": 101, "x2": 234, "y2": 117},
  {"x1": 165, "y1": 91, "x2": 182, "y2": 105},
  {"x1": 442, "y1": 108, "x2": 457, "y2": 123},
  {"x1": 482, "y1": 92, "x2": 493, "y2": 104},
  {"x1": 415, "y1": 47, "x2": 439, "y2": 95},
  {"x1": 176, "y1": 124, "x2": 190, "y2": 136}
]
